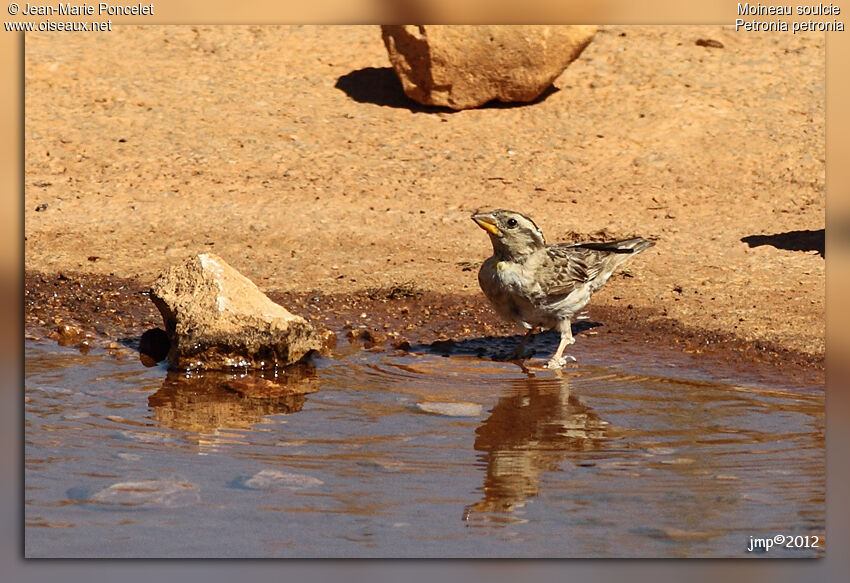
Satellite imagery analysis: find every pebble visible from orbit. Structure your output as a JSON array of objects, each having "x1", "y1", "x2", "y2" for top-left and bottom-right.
[
  {"x1": 238, "y1": 469, "x2": 323, "y2": 491},
  {"x1": 91, "y1": 479, "x2": 200, "y2": 508},
  {"x1": 416, "y1": 401, "x2": 483, "y2": 417}
]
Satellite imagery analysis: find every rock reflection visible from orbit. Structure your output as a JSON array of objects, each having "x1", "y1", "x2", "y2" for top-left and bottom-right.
[
  {"x1": 464, "y1": 374, "x2": 608, "y2": 521},
  {"x1": 148, "y1": 365, "x2": 319, "y2": 437}
]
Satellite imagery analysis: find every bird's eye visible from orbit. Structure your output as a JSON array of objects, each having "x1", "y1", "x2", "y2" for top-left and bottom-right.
[{"x1": 506, "y1": 218, "x2": 518, "y2": 228}]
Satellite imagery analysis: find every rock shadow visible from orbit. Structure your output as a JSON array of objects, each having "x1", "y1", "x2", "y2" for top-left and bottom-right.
[
  {"x1": 406, "y1": 321, "x2": 602, "y2": 360},
  {"x1": 335, "y1": 66, "x2": 560, "y2": 112},
  {"x1": 335, "y1": 67, "x2": 444, "y2": 112},
  {"x1": 741, "y1": 229, "x2": 824, "y2": 257}
]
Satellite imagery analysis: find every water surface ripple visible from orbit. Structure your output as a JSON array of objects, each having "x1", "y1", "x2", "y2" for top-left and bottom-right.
[{"x1": 25, "y1": 341, "x2": 824, "y2": 557}]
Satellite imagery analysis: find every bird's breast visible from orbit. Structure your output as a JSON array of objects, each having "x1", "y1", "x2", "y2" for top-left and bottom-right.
[
  {"x1": 481, "y1": 259, "x2": 528, "y2": 293},
  {"x1": 478, "y1": 258, "x2": 537, "y2": 323},
  {"x1": 477, "y1": 251, "x2": 593, "y2": 329}
]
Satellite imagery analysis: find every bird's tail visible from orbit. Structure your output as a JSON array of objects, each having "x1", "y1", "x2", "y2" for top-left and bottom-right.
[
  {"x1": 575, "y1": 237, "x2": 655, "y2": 255},
  {"x1": 581, "y1": 237, "x2": 654, "y2": 293}
]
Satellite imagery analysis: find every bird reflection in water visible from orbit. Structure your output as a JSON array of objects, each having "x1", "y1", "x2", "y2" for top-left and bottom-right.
[{"x1": 464, "y1": 372, "x2": 608, "y2": 522}]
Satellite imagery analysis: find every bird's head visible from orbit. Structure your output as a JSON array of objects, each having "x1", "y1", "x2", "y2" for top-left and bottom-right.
[{"x1": 471, "y1": 209, "x2": 546, "y2": 259}]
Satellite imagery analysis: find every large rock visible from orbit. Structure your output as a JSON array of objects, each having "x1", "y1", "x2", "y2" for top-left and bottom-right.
[
  {"x1": 149, "y1": 254, "x2": 322, "y2": 371},
  {"x1": 381, "y1": 25, "x2": 597, "y2": 110}
]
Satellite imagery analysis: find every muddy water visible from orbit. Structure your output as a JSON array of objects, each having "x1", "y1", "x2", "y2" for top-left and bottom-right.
[{"x1": 25, "y1": 340, "x2": 824, "y2": 558}]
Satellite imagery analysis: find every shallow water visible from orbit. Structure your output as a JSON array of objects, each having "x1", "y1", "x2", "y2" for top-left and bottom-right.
[{"x1": 25, "y1": 340, "x2": 824, "y2": 558}]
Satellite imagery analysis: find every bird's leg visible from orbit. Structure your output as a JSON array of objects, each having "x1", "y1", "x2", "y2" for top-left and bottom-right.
[
  {"x1": 545, "y1": 321, "x2": 576, "y2": 369},
  {"x1": 507, "y1": 327, "x2": 536, "y2": 360}
]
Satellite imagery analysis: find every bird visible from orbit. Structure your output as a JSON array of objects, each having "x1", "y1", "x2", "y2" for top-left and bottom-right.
[{"x1": 471, "y1": 209, "x2": 654, "y2": 369}]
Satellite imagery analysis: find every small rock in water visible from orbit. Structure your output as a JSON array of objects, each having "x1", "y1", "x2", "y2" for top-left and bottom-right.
[
  {"x1": 149, "y1": 253, "x2": 324, "y2": 371},
  {"x1": 90, "y1": 479, "x2": 200, "y2": 508},
  {"x1": 632, "y1": 526, "x2": 720, "y2": 542},
  {"x1": 357, "y1": 459, "x2": 409, "y2": 473},
  {"x1": 115, "y1": 453, "x2": 141, "y2": 462},
  {"x1": 117, "y1": 429, "x2": 175, "y2": 444},
  {"x1": 416, "y1": 401, "x2": 483, "y2": 417},
  {"x1": 237, "y1": 469, "x2": 323, "y2": 491},
  {"x1": 52, "y1": 324, "x2": 84, "y2": 346}
]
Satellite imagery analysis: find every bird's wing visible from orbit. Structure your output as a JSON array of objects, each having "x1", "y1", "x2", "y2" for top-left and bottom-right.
[
  {"x1": 571, "y1": 238, "x2": 654, "y2": 254},
  {"x1": 539, "y1": 245, "x2": 608, "y2": 296},
  {"x1": 541, "y1": 239, "x2": 651, "y2": 296}
]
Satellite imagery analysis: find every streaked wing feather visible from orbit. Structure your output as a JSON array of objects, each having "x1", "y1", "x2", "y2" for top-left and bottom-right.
[{"x1": 541, "y1": 245, "x2": 609, "y2": 295}]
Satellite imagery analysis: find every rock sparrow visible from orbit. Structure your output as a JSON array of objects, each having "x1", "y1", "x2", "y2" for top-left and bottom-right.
[{"x1": 472, "y1": 209, "x2": 654, "y2": 368}]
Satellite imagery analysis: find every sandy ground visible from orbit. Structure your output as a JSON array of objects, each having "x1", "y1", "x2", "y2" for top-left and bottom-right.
[{"x1": 23, "y1": 25, "x2": 825, "y2": 372}]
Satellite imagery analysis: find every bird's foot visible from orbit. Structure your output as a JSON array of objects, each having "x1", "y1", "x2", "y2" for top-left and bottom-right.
[{"x1": 544, "y1": 354, "x2": 577, "y2": 369}]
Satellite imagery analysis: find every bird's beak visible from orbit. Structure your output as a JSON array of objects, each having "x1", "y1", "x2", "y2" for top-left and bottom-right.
[{"x1": 472, "y1": 213, "x2": 501, "y2": 236}]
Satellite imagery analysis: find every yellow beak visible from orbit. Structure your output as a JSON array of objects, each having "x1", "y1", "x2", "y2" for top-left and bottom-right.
[{"x1": 472, "y1": 213, "x2": 501, "y2": 236}]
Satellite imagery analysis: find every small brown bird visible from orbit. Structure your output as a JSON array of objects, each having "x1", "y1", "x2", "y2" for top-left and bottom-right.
[{"x1": 472, "y1": 209, "x2": 654, "y2": 368}]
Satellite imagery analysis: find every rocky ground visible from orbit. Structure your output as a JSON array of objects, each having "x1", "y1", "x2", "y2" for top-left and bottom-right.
[{"x1": 24, "y1": 25, "x2": 824, "y2": 384}]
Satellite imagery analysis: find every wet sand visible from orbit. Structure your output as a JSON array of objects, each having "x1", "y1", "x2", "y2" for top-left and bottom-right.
[{"x1": 24, "y1": 270, "x2": 824, "y2": 390}]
